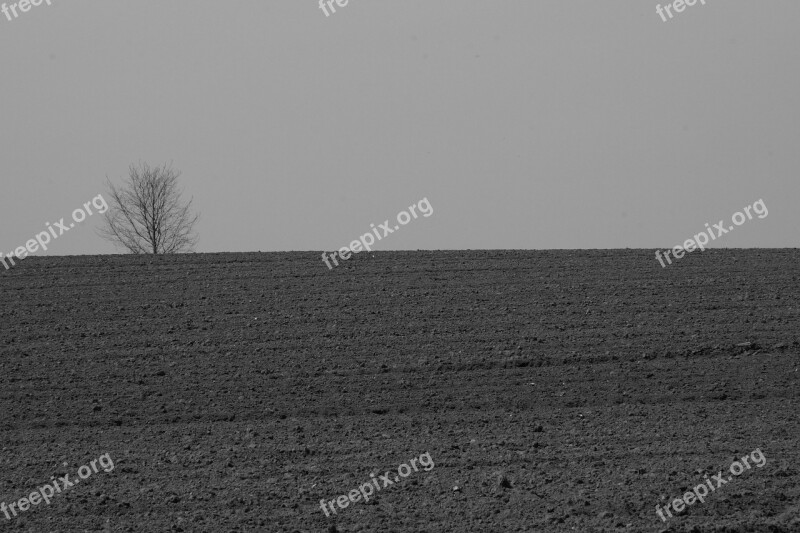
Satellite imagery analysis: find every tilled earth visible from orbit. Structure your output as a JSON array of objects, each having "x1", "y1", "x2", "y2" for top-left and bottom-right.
[{"x1": 0, "y1": 250, "x2": 798, "y2": 532}]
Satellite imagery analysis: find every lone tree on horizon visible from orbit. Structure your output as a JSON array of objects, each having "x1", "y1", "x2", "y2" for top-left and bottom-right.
[{"x1": 99, "y1": 162, "x2": 199, "y2": 254}]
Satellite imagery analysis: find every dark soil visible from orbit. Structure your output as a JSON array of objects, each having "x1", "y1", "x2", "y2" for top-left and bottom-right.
[{"x1": 0, "y1": 250, "x2": 798, "y2": 532}]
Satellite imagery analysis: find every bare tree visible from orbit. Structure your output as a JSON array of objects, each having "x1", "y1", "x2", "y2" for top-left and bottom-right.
[{"x1": 99, "y1": 162, "x2": 199, "y2": 254}]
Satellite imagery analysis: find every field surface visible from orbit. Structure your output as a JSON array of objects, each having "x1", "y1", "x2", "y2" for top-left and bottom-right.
[{"x1": 0, "y1": 250, "x2": 798, "y2": 533}]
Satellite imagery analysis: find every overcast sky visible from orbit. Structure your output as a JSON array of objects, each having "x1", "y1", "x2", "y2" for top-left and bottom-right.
[{"x1": 0, "y1": 1, "x2": 797, "y2": 255}]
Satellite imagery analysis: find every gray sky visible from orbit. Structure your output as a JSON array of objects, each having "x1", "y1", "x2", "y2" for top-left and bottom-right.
[{"x1": 1, "y1": 1, "x2": 797, "y2": 255}]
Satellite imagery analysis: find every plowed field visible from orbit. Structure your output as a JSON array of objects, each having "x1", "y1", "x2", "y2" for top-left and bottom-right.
[{"x1": 1, "y1": 250, "x2": 798, "y2": 532}]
